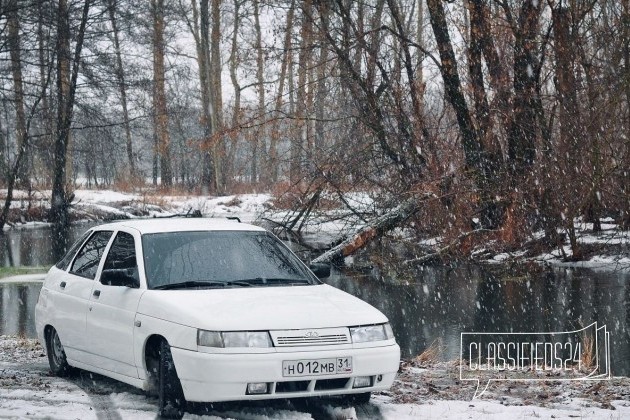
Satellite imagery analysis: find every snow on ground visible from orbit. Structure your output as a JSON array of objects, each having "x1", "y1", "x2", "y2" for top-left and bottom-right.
[
  {"x1": 1, "y1": 336, "x2": 628, "y2": 419},
  {"x1": 73, "y1": 189, "x2": 142, "y2": 204},
  {"x1": 170, "y1": 194, "x2": 273, "y2": 223},
  {"x1": 2, "y1": 187, "x2": 630, "y2": 270},
  {"x1": 73, "y1": 190, "x2": 273, "y2": 223},
  {"x1": 373, "y1": 394, "x2": 630, "y2": 419},
  {"x1": 0, "y1": 188, "x2": 274, "y2": 228}
]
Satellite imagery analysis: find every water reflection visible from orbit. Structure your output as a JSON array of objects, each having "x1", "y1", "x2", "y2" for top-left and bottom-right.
[
  {"x1": 0, "y1": 224, "x2": 627, "y2": 377},
  {"x1": 0, "y1": 282, "x2": 41, "y2": 337},
  {"x1": 327, "y1": 264, "x2": 630, "y2": 376},
  {"x1": 0, "y1": 223, "x2": 96, "y2": 267}
]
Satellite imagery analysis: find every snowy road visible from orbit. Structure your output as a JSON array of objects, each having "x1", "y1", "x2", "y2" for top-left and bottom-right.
[
  {"x1": 0, "y1": 356, "x2": 383, "y2": 420},
  {"x1": 2, "y1": 336, "x2": 630, "y2": 419}
]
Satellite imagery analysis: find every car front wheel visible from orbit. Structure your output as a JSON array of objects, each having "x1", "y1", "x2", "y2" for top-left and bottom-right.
[
  {"x1": 158, "y1": 340, "x2": 186, "y2": 419},
  {"x1": 46, "y1": 327, "x2": 72, "y2": 377}
]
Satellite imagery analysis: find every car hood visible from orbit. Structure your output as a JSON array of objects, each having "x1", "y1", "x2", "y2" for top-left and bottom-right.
[{"x1": 137, "y1": 284, "x2": 387, "y2": 330}]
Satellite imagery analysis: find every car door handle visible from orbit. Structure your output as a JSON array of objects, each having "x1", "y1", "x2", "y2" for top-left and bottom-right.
[
  {"x1": 93, "y1": 290, "x2": 101, "y2": 298},
  {"x1": 60, "y1": 281, "x2": 66, "y2": 289}
]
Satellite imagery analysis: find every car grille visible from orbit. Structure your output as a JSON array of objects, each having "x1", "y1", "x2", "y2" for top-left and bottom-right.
[
  {"x1": 271, "y1": 327, "x2": 350, "y2": 347},
  {"x1": 275, "y1": 378, "x2": 351, "y2": 393}
]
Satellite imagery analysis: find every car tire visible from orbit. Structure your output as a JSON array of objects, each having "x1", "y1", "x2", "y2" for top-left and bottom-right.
[
  {"x1": 158, "y1": 340, "x2": 186, "y2": 419},
  {"x1": 46, "y1": 327, "x2": 72, "y2": 377},
  {"x1": 344, "y1": 392, "x2": 371, "y2": 405}
]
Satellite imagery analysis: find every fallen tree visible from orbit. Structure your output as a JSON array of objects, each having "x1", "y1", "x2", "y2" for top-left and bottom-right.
[
  {"x1": 402, "y1": 228, "x2": 494, "y2": 265},
  {"x1": 311, "y1": 194, "x2": 433, "y2": 264}
]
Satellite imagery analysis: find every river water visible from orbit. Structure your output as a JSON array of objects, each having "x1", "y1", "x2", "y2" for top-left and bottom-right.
[{"x1": 1, "y1": 225, "x2": 629, "y2": 375}]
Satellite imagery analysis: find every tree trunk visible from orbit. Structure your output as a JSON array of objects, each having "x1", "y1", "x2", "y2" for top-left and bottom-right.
[
  {"x1": 426, "y1": 0, "x2": 501, "y2": 227},
  {"x1": 51, "y1": 0, "x2": 91, "y2": 256},
  {"x1": 466, "y1": 0, "x2": 503, "y2": 197},
  {"x1": 365, "y1": 0, "x2": 385, "y2": 92},
  {"x1": 471, "y1": 0, "x2": 511, "y2": 141},
  {"x1": 426, "y1": 0, "x2": 481, "y2": 172},
  {"x1": 253, "y1": 0, "x2": 264, "y2": 184},
  {"x1": 508, "y1": 0, "x2": 542, "y2": 175},
  {"x1": 623, "y1": 0, "x2": 630, "y2": 229},
  {"x1": 314, "y1": 15, "x2": 329, "y2": 151},
  {"x1": 7, "y1": 0, "x2": 28, "y2": 189},
  {"x1": 37, "y1": 0, "x2": 53, "y2": 173},
  {"x1": 107, "y1": 0, "x2": 135, "y2": 178},
  {"x1": 267, "y1": 0, "x2": 295, "y2": 183},
  {"x1": 291, "y1": 0, "x2": 313, "y2": 184},
  {"x1": 467, "y1": 0, "x2": 491, "y2": 145},
  {"x1": 227, "y1": 0, "x2": 242, "y2": 185},
  {"x1": 0, "y1": 0, "x2": 28, "y2": 230},
  {"x1": 311, "y1": 195, "x2": 427, "y2": 264},
  {"x1": 210, "y1": 0, "x2": 224, "y2": 193},
  {"x1": 553, "y1": 6, "x2": 582, "y2": 258},
  {"x1": 387, "y1": 0, "x2": 428, "y2": 168},
  {"x1": 228, "y1": 0, "x2": 242, "y2": 184},
  {"x1": 57, "y1": 0, "x2": 71, "y2": 194},
  {"x1": 192, "y1": 0, "x2": 215, "y2": 193},
  {"x1": 151, "y1": 0, "x2": 172, "y2": 186},
  {"x1": 192, "y1": 0, "x2": 223, "y2": 194}
]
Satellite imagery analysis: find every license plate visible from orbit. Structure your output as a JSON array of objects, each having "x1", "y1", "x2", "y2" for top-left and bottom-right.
[{"x1": 282, "y1": 357, "x2": 352, "y2": 377}]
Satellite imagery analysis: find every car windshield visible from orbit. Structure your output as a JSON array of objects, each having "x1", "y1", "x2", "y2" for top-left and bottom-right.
[{"x1": 142, "y1": 230, "x2": 319, "y2": 289}]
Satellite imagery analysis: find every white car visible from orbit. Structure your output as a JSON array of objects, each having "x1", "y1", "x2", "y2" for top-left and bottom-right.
[{"x1": 35, "y1": 219, "x2": 400, "y2": 418}]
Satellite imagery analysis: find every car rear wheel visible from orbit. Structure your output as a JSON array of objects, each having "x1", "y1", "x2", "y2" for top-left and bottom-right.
[
  {"x1": 46, "y1": 327, "x2": 72, "y2": 377},
  {"x1": 158, "y1": 340, "x2": 186, "y2": 419}
]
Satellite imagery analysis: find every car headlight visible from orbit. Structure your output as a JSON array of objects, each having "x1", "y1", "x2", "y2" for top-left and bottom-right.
[
  {"x1": 197, "y1": 330, "x2": 273, "y2": 348},
  {"x1": 350, "y1": 323, "x2": 394, "y2": 343}
]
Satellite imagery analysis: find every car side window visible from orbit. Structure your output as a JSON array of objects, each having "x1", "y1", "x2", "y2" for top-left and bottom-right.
[
  {"x1": 102, "y1": 232, "x2": 137, "y2": 271},
  {"x1": 69, "y1": 231, "x2": 113, "y2": 279}
]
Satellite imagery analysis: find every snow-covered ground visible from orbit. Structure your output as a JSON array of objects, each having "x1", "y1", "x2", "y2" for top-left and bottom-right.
[
  {"x1": 1, "y1": 189, "x2": 629, "y2": 418},
  {"x1": 2, "y1": 187, "x2": 629, "y2": 269},
  {"x1": 1, "y1": 188, "x2": 273, "y2": 226},
  {"x1": 0, "y1": 336, "x2": 627, "y2": 419},
  {"x1": 72, "y1": 189, "x2": 273, "y2": 224}
]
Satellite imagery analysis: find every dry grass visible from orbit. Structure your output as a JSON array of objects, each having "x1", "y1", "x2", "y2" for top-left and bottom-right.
[
  {"x1": 414, "y1": 338, "x2": 444, "y2": 365},
  {"x1": 581, "y1": 333, "x2": 595, "y2": 371},
  {"x1": 138, "y1": 192, "x2": 170, "y2": 210}
]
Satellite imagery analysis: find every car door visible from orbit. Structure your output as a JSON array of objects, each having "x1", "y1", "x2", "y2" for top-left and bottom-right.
[
  {"x1": 50, "y1": 230, "x2": 113, "y2": 363},
  {"x1": 84, "y1": 229, "x2": 144, "y2": 378}
]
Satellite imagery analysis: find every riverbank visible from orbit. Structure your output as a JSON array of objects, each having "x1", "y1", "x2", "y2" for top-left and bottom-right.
[
  {"x1": 0, "y1": 335, "x2": 627, "y2": 419},
  {"x1": 0, "y1": 267, "x2": 47, "y2": 279},
  {"x1": 1, "y1": 187, "x2": 629, "y2": 270}
]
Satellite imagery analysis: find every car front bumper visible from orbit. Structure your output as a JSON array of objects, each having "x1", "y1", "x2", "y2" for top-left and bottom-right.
[{"x1": 170, "y1": 344, "x2": 400, "y2": 403}]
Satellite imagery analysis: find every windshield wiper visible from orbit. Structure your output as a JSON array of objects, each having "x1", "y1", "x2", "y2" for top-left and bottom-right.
[
  {"x1": 222, "y1": 280, "x2": 254, "y2": 287},
  {"x1": 237, "y1": 277, "x2": 313, "y2": 286},
  {"x1": 152, "y1": 280, "x2": 250, "y2": 290},
  {"x1": 152, "y1": 278, "x2": 312, "y2": 290}
]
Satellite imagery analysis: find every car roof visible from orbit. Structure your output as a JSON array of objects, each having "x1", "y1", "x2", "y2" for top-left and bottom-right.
[{"x1": 93, "y1": 218, "x2": 266, "y2": 235}]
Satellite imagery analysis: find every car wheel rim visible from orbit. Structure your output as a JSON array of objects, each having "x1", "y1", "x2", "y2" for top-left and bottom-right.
[{"x1": 51, "y1": 331, "x2": 64, "y2": 366}]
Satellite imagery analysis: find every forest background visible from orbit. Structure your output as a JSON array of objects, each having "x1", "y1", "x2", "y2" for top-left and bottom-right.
[{"x1": 0, "y1": 0, "x2": 628, "y2": 261}]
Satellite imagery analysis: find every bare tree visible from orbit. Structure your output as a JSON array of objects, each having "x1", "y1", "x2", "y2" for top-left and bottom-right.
[
  {"x1": 252, "y1": 0, "x2": 264, "y2": 184},
  {"x1": 267, "y1": 0, "x2": 295, "y2": 184},
  {"x1": 107, "y1": 0, "x2": 136, "y2": 178},
  {"x1": 151, "y1": 0, "x2": 172, "y2": 186},
  {"x1": 226, "y1": 0, "x2": 242, "y2": 184},
  {"x1": 50, "y1": 0, "x2": 92, "y2": 252},
  {"x1": 623, "y1": 0, "x2": 630, "y2": 229},
  {"x1": 0, "y1": 0, "x2": 29, "y2": 230},
  {"x1": 291, "y1": 0, "x2": 313, "y2": 184}
]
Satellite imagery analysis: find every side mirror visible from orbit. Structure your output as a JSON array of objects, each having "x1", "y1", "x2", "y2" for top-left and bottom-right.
[
  {"x1": 309, "y1": 262, "x2": 331, "y2": 279},
  {"x1": 101, "y1": 268, "x2": 139, "y2": 288}
]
